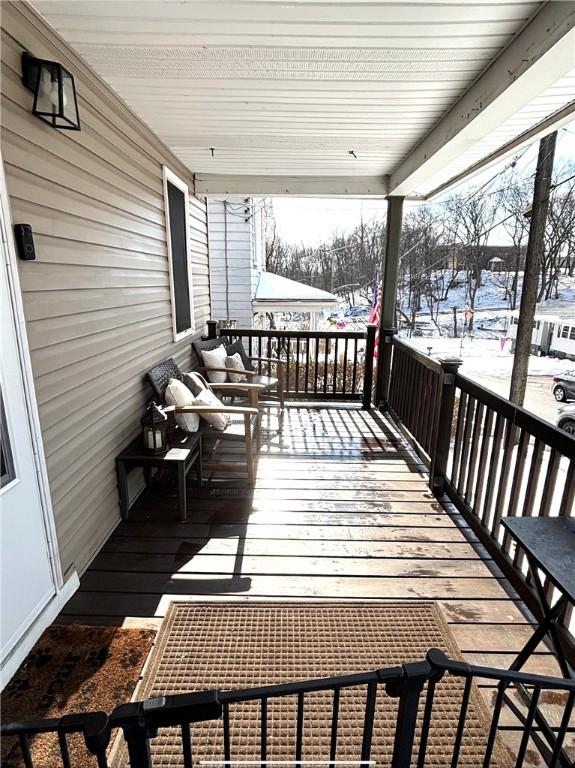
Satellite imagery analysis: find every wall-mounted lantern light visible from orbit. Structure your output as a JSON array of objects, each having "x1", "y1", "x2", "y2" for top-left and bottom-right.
[{"x1": 21, "y1": 51, "x2": 80, "y2": 130}]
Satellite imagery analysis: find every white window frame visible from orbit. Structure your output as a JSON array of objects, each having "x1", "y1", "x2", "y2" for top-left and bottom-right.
[{"x1": 163, "y1": 166, "x2": 195, "y2": 342}]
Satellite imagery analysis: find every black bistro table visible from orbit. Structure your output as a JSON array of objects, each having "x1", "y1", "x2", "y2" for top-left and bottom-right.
[
  {"x1": 501, "y1": 516, "x2": 575, "y2": 679},
  {"x1": 116, "y1": 432, "x2": 202, "y2": 523}
]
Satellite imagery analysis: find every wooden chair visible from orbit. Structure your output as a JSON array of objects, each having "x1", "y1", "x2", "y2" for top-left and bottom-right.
[
  {"x1": 146, "y1": 358, "x2": 263, "y2": 483},
  {"x1": 192, "y1": 337, "x2": 285, "y2": 409}
]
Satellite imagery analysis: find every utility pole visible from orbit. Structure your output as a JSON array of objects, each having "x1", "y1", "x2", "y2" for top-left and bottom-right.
[{"x1": 509, "y1": 132, "x2": 556, "y2": 406}]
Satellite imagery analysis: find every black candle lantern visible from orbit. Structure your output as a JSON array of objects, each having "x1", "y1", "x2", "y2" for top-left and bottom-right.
[
  {"x1": 142, "y1": 402, "x2": 168, "y2": 454},
  {"x1": 21, "y1": 52, "x2": 81, "y2": 130}
]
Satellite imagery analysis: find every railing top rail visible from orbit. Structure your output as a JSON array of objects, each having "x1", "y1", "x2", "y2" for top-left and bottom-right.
[
  {"x1": 219, "y1": 328, "x2": 368, "y2": 340},
  {"x1": 457, "y1": 372, "x2": 575, "y2": 458},
  {"x1": 391, "y1": 337, "x2": 443, "y2": 375}
]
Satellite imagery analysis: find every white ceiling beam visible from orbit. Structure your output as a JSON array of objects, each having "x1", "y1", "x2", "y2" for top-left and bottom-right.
[
  {"x1": 420, "y1": 99, "x2": 575, "y2": 201},
  {"x1": 388, "y1": 2, "x2": 575, "y2": 196},
  {"x1": 195, "y1": 174, "x2": 389, "y2": 197}
]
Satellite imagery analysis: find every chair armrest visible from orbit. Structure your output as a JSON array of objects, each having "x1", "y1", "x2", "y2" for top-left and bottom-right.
[
  {"x1": 175, "y1": 406, "x2": 258, "y2": 415},
  {"x1": 249, "y1": 357, "x2": 286, "y2": 366},
  {"x1": 211, "y1": 382, "x2": 265, "y2": 391},
  {"x1": 197, "y1": 366, "x2": 258, "y2": 378}
]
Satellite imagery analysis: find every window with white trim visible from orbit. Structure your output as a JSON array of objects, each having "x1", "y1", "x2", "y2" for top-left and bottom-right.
[{"x1": 163, "y1": 167, "x2": 194, "y2": 341}]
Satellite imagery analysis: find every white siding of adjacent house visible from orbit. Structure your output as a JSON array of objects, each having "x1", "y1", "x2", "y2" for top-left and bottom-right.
[
  {"x1": 1, "y1": 1, "x2": 210, "y2": 576},
  {"x1": 207, "y1": 196, "x2": 255, "y2": 329}
]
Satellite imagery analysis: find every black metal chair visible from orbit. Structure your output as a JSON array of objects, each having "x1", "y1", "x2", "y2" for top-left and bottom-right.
[
  {"x1": 146, "y1": 358, "x2": 263, "y2": 483},
  {"x1": 192, "y1": 337, "x2": 285, "y2": 409}
]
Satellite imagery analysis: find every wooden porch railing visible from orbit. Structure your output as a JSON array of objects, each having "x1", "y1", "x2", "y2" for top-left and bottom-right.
[
  {"x1": 386, "y1": 335, "x2": 575, "y2": 662},
  {"x1": 208, "y1": 325, "x2": 377, "y2": 407}
]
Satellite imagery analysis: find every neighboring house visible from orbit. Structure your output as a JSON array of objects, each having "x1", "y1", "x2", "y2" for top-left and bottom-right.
[
  {"x1": 508, "y1": 307, "x2": 575, "y2": 360},
  {"x1": 207, "y1": 196, "x2": 266, "y2": 329},
  {"x1": 208, "y1": 197, "x2": 338, "y2": 329}
]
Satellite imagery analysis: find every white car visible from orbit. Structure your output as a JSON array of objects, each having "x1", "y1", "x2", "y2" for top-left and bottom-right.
[{"x1": 555, "y1": 403, "x2": 575, "y2": 436}]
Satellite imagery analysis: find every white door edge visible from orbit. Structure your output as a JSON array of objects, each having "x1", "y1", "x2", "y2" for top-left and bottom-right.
[
  {"x1": 0, "y1": 571, "x2": 80, "y2": 689},
  {"x1": 0, "y1": 150, "x2": 64, "y2": 590}
]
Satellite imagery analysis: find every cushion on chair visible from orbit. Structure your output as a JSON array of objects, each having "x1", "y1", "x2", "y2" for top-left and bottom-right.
[
  {"x1": 201, "y1": 412, "x2": 258, "y2": 442},
  {"x1": 195, "y1": 388, "x2": 231, "y2": 431},
  {"x1": 225, "y1": 339, "x2": 255, "y2": 371},
  {"x1": 201, "y1": 345, "x2": 228, "y2": 383},
  {"x1": 225, "y1": 353, "x2": 247, "y2": 383},
  {"x1": 183, "y1": 371, "x2": 211, "y2": 397},
  {"x1": 164, "y1": 378, "x2": 200, "y2": 433}
]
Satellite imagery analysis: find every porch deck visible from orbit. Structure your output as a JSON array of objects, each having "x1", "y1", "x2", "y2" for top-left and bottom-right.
[{"x1": 60, "y1": 405, "x2": 557, "y2": 679}]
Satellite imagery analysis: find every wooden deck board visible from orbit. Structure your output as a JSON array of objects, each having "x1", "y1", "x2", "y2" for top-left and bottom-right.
[{"x1": 61, "y1": 405, "x2": 560, "y2": 711}]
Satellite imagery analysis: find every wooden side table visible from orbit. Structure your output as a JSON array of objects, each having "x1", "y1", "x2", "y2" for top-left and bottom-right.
[{"x1": 116, "y1": 432, "x2": 202, "y2": 522}]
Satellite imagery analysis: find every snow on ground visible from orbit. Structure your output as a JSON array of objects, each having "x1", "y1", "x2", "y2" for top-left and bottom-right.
[
  {"x1": 401, "y1": 336, "x2": 575, "y2": 378},
  {"x1": 399, "y1": 270, "x2": 575, "y2": 315}
]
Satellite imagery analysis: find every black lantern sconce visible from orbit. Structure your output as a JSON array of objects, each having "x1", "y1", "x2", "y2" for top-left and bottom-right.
[{"x1": 21, "y1": 51, "x2": 81, "y2": 130}]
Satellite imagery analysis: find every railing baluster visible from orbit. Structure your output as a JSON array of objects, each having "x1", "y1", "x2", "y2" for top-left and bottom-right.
[
  {"x1": 474, "y1": 408, "x2": 494, "y2": 514},
  {"x1": 295, "y1": 691, "x2": 304, "y2": 761},
  {"x1": 223, "y1": 701, "x2": 231, "y2": 762},
  {"x1": 450, "y1": 676, "x2": 472, "y2": 768},
  {"x1": 514, "y1": 686, "x2": 540, "y2": 768},
  {"x1": 260, "y1": 697, "x2": 267, "y2": 763},
  {"x1": 482, "y1": 683, "x2": 506, "y2": 768},
  {"x1": 323, "y1": 337, "x2": 329, "y2": 395},
  {"x1": 351, "y1": 337, "x2": 358, "y2": 395},
  {"x1": 304, "y1": 337, "x2": 310, "y2": 395},
  {"x1": 360, "y1": 681, "x2": 377, "y2": 763},
  {"x1": 451, "y1": 391, "x2": 467, "y2": 489},
  {"x1": 19, "y1": 733, "x2": 33, "y2": 768},
  {"x1": 342, "y1": 337, "x2": 349, "y2": 395},
  {"x1": 549, "y1": 690, "x2": 574, "y2": 768},
  {"x1": 457, "y1": 396, "x2": 477, "y2": 494},
  {"x1": 330, "y1": 687, "x2": 340, "y2": 763},
  {"x1": 464, "y1": 401, "x2": 484, "y2": 504},
  {"x1": 491, "y1": 418, "x2": 517, "y2": 541},
  {"x1": 182, "y1": 723, "x2": 193, "y2": 768},
  {"x1": 58, "y1": 731, "x2": 71, "y2": 768},
  {"x1": 295, "y1": 336, "x2": 301, "y2": 396},
  {"x1": 333, "y1": 336, "x2": 339, "y2": 395},
  {"x1": 314, "y1": 339, "x2": 320, "y2": 395},
  {"x1": 286, "y1": 337, "x2": 292, "y2": 395},
  {"x1": 480, "y1": 412, "x2": 504, "y2": 528},
  {"x1": 502, "y1": 428, "x2": 529, "y2": 553}
]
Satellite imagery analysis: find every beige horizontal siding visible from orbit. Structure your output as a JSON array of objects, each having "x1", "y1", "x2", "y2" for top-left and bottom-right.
[{"x1": 1, "y1": 2, "x2": 210, "y2": 576}]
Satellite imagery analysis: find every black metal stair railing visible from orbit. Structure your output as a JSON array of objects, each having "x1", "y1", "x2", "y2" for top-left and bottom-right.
[{"x1": 3, "y1": 649, "x2": 575, "y2": 768}]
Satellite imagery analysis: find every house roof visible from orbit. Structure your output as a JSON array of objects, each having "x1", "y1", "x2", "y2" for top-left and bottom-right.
[
  {"x1": 253, "y1": 272, "x2": 339, "y2": 311},
  {"x1": 32, "y1": 2, "x2": 575, "y2": 198}
]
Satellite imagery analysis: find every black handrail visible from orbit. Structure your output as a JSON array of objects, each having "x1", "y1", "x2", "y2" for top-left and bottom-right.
[{"x1": 3, "y1": 650, "x2": 574, "y2": 768}]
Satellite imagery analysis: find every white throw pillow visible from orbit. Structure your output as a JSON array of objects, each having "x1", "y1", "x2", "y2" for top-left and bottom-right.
[
  {"x1": 164, "y1": 378, "x2": 200, "y2": 433},
  {"x1": 195, "y1": 388, "x2": 231, "y2": 431},
  {"x1": 225, "y1": 353, "x2": 247, "y2": 383},
  {"x1": 201, "y1": 345, "x2": 228, "y2": 383}
]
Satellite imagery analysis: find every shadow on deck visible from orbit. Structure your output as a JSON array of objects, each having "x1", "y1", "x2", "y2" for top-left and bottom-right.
[{"x1": 60, "y1": 405, "x2": 555, "y2": 673}]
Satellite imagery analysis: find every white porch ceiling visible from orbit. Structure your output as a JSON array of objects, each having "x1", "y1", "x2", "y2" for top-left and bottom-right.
[{"x1": 32, "y1": 1, "x2": 575, "y2": 197}]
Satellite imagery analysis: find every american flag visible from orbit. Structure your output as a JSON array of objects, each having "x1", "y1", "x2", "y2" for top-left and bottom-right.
[{"x1": 369, "y1": 273, "x2": 382, "y2": 367}]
